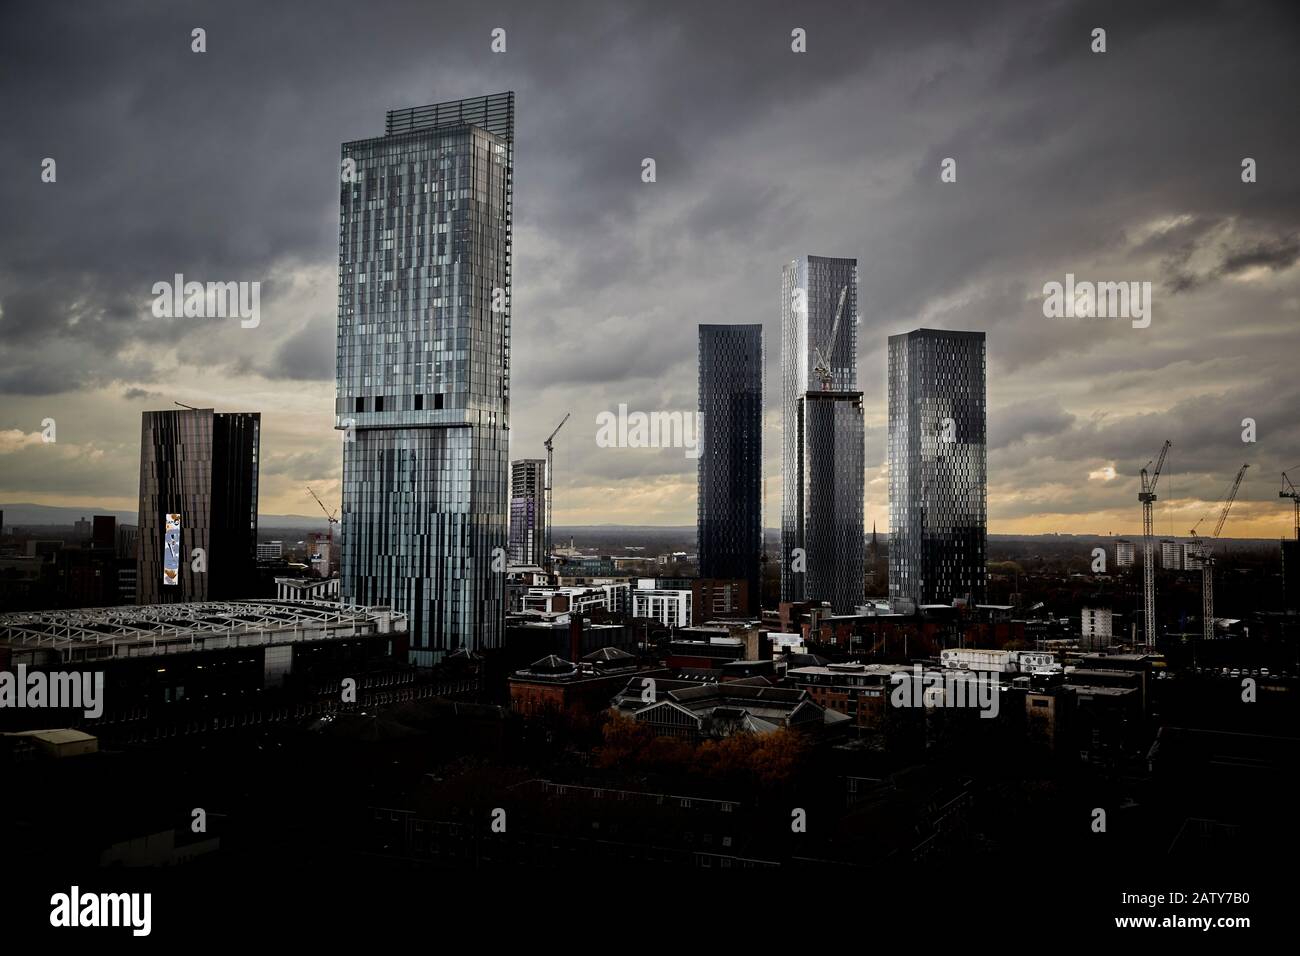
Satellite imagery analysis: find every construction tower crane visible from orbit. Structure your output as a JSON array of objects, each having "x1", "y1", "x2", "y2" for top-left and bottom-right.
[
  {"x1": 1280, "y1": 470, "x2": 1299, "y2": 541},
  {"x1": 1138, "y1": 440, "x2": 1172, "y2": 648},
  {"x1": 812, "y1": 286, "x2": 849, "y2": 391},
  {"x1": 306, "y1": 486, "x2": 339, "y2": 576},
  {"x1": 543, "y1": 413, "x2": 570, "y2": 577},
  {"x1": 1189, "y1": 464, "x2": 1248, "y2": 642}
]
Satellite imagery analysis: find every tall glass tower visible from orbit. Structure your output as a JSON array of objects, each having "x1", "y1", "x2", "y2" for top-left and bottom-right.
[
  {"x1": 336, "y1": 93, "x2": 514, "y2": 661},
  {"x1": 780, "y1": 256, "x2": 865, "y2": 613},
  {"x1": 887, "y1": 328, "x2": 987, "y2": 607},
  {"x1": 697, "y1": 324, "x2": 763, "y2": 612}
]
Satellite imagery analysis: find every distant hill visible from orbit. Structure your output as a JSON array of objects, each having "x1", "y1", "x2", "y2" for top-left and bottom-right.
[
  {"x1": 0, "y1": 504, "x2": 138, "y2": 526},
  {"x1": 0, "y1": 503, "x2": 330, "y2": 531},
  {"x1": 552, "y1": 526, "x2": 1281, "y2": 547},
  {"x1": 3, "y1": 510, "x2": 1278, "y2": 543}
]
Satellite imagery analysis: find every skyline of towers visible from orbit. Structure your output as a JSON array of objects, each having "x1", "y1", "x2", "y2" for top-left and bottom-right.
[
  {"x1": 888, "y1": 328, "x2": 988, "y2": 607},
  {"x1": 781, "y1": 255, "x2": 866, "y2": 613},
  {"x1": 509, "y1": 458, "x2": 546, "y2": 568},
  {"x1": 135, "y1": 408, "x2": 260, "y2": 605},
  {"x1": 697, "y1": 324, "x2": 764, "y2": 612},
  {"x1": 316, "y1": 96, "x2": 993, "y2": 633},
  {"x1": 335, "y1": 93, "x2": 514, "y2": 661}
]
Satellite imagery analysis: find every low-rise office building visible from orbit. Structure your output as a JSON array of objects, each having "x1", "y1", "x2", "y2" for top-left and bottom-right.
[
  {"x1": 275, "y1": 576, "x2": 341, "y2": 601},
  {"x1": 632, "y1": 587, "x2": 692, "y2": 628},
  {"x1": 786, "y1": 661, "x2": 899, "y2": 730},
  {"x1": 504, "y1": 615, "x2": 633, "y2": 668},
  {"x1": 521, "y1": 583, "x2": 629, "y2": 617}
]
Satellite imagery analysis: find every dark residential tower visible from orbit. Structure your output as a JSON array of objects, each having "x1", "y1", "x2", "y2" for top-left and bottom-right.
[
  {"x1": 888, "y1": 328, "x2": 987, "y2": 607},
  {"x1": 697, "y1": 324, "x2": 763, "y2": 611},
  {"x1": 509, "y1": 458, "x2": 546, "y2": 568},
  {"x1": 800, "y1": 390, "x2": 867, "y2": 613},
  {"x1": 136, "y1": 408, "x2": 260, "y2": 604},
  {"x1": 780, "y1": 256, "x2": 866, "y2": 613},
  {"x1": 336, "y1": 93, "x2": 513, "y2": 662}
]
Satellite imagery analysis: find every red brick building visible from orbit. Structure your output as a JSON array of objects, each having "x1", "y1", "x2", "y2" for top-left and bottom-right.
[{"x1": 508, "y1": 648, "x2": 669, "y2": 719}]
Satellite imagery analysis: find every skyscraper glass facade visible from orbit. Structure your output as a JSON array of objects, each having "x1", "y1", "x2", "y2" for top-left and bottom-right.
[
  {"x1": 697, "y1": 324, "x2": 763, "y2": 610},
  {"x1": 336, "y1": 93, "x2": 513, "y2": 661},
  {"x1": 780, "y1": 255, "x2": 865, "y2": 612},
  {"x1": 888, "y1": 328, "x2": 987, "y2": 606}
]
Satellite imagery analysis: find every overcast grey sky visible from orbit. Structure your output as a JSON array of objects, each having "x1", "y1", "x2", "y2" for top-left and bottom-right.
[{"x1": 1, "y1": 0, "x2": 1297, "y2": 535}]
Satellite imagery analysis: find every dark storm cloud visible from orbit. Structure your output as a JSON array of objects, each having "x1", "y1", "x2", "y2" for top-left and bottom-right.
[
  {"x1": 1163, "y1": 226, "x2": 1300, "y2": 292},
  {"x1": 1, "y1": 0, "x2": 1297, "y2": 527},
  {"x1": 266, "y1": 316, "x2": 335, "y2": 381},
  {"x1": 989, "y1": 400, "x2": 1077, "y2": 451},
  {"x1": 1219, "y1": 234, "x2": 1300, "y2": 277},
  {"x1": 261, "y1": 445, "x2": 339, "y2": 479}
]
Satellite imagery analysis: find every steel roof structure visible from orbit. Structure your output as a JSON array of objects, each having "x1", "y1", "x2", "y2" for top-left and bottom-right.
[{"x1": 0, "y1": 600, "x2": 405, "y2": 663}]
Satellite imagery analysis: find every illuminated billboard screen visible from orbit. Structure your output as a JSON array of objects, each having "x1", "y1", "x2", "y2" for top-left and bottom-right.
[{"x1": 163, "y1": 513, "x2": 181, "y2": 586}]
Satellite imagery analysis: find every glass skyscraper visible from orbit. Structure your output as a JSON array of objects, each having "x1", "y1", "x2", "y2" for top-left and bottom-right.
[
  {"x1": 509, "y1": 458, "x2": 545, "y2": 567},
  {"x1": 136, "y1": 408, "x2": 260, "y2": 605},
  {"x1": 780, "y1": 255, "x2": 865, "y2": 613},
  {"x1": 887, "y1": 328, "x2": 987, "y2": 607},
  {"x1": 336, "y1": 93, "x2": 513, "y2": 661},
  {"x1": 697, "y1": 324, "x2": 763, "y2": 611}
]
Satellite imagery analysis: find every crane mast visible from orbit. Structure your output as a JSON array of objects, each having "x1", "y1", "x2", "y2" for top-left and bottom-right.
[
  {"x1": 306, "y1": 486, "x2": 339, "y2": 577},
  {"x1": 543, "y1": 413, "x2": 570, "y2": 578},
  {"x1": 1189, "y1": 464, "x2": 1248, "y2": 643},
  {"x1": 812, "y1": 286, "x2": 849, "y2": 391},
  {"x1": 1138, "y1": 440, "x2": 1171, "y2": 648},
  {"x1": 1281, "y1": 471, "x2": 1299, "y2": 541}
]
